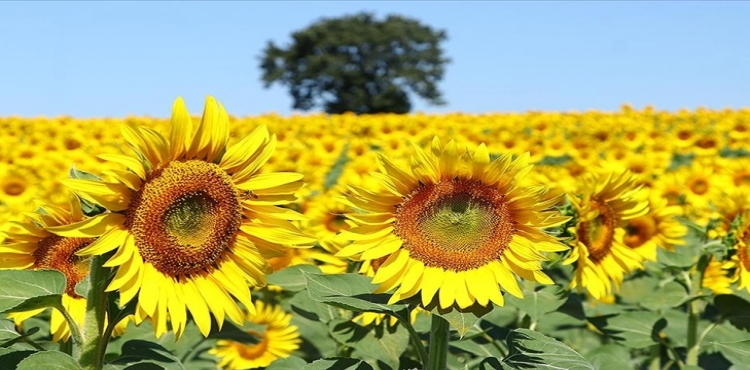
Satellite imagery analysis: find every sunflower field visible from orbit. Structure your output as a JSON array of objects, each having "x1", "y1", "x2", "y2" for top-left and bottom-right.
[{"x1": 0, "y1": 98, "x2": 749, "y2": 370}]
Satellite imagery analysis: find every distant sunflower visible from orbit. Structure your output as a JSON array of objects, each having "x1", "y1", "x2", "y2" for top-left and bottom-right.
[
  {"x1": 564, "y1": 171, "x2": 649, "y2": 300},
  {"x1": 210, "y1": 300, "x2": 301, "y2": 370},
  {"x1": 732, "y1": 210, "x2": 750, "y2": 294},
  {"x1": 0, "y1": 194, "x2": 90, "y2": 342},
  {"x1": 701, "y1": 257, "x2": 736, "y2": 295},
  {"x1": 623, "y1": 191, "x2": 687, "y2": 261},
  {"x1": 336, "y1": 138, "x2": 569, "y2": 310},
  {"x1": 50, "y1": 97, "x2": 316, "y2": 338}
]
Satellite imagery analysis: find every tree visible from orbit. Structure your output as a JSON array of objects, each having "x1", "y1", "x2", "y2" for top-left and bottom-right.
[{"x1": 259, "y1": 12, "x2": 449, "y2": 114}]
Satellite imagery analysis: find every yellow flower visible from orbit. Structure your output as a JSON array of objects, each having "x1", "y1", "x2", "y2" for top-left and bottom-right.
[
  {"x1": 210, "y1": 301, "x2": 301, "y2": 370},
  {"x1": 49, "y1": 97, "x2": 316, "y2": 339},
  {"x1": 565, "y1": 170, "x2": 649, "y2": 300},
  {"x1": 732, "y1": 210, "x2": 750, "y2": 294},
  {"x1": 623, "y1": 190, "x2": 687, "y2": 261},
  {"x1": 701, "y1": 257, "x2": 736, "y2": 295},
  {"x1": 337, "y1": 138, "x2": 568, "y2": 310},
  {"x1": 0, "y1": 194, "x2": 91, "y2": 342}
]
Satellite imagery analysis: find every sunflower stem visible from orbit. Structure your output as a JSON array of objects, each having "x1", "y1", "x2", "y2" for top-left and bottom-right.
[
  {"x1": 77, "y1": 255, "x2": 109, "y2": 370},
  {"x1": 686, "y1": 256, "x2": 708, "y2": 367},
  {"x1": 394, "y1": 310, "x2": 428, "y2": 367},
  {"x1": 427, "y1": 314, "x2": 449, "y2": 370},
  {"x1": 54, "y1": 301, "x2": 83, "y2": 355}
]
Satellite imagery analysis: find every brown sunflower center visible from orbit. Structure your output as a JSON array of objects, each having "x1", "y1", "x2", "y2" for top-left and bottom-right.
[
  {"x1": 689, "y1": 178, "x2": 709, "y2": 195},
  {"x1": 32, "y1": 235, "x2": 93, "y2": 297},
  {"x1": 394, "y1": 179, "x2": 514, "y2": 271},
  {"x1": 126, "y1": 160, "x2": 242, "y2": 278},
  {"x1": 3, "y1": 179, "x2": 26, "y2": 196},
  {"x1": 734, "y1": 172, "x2": 750, "y2": 186},
  {"x1": 578, "y1": 200, "x2": 616, "y2": 263},
  {"x1": 623, "y1": 215, "x2": 658, "y2": 249},
  {"x1": 323, "y1": 213, "x2": 350, "y2": 233},
  {"x1": 238, "y1": 330, "x2": 270, "y2": 360},
  {"x1": 738, "y1": 245, "x2": 750, "y2": 272}
]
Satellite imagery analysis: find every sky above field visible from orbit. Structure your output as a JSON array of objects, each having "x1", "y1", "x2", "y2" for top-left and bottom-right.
[{"x1": 0, "y1": 1, "x2": 748, "y2": 117}]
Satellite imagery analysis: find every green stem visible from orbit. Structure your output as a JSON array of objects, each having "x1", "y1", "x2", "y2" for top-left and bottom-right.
[
  {"x1": 686, "y1": 257, "x2": 707, "y2": 367},
  {"x1": 427, "y1": 314, "x2": 450, "y2": 370},
  {"x1": 648, "y1": 345, "x2": 660, "y2": 370},
  {"x1": 393, "y1": 310, "x2": 429, "y2": 367},
  {"x1": 54, "y1": 301, "x2": 84, "y2": 355},
  {"x1": 77, "y1": 256, "x2": 109, "y2": 370}
]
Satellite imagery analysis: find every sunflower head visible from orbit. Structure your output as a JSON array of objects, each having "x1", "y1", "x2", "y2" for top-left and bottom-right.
[
  {"x1": 337, "y1": 137, "x2": 569, "y2": 311},
  {"x1": 52, "y1": 96, "x2": 316, "y2": 339},
  {"x1": 564, "y1": 170, "x2": 650, "y2": 299}
]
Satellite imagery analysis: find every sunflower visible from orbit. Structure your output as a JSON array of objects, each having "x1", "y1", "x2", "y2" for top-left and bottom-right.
[
  {"x1": 564, "y1": 170, "x2": 649, "y2": 300},
  {"x1": 623, "y1": 190, "x2": 687, "y2": 261},
  {"x1": 336, "y1": 138, "x2": 569, "y2": 310},
  {"x1": 701, "y1": 257, "x2": 736, "y2": 295},
  {"x1": 732, "y1": 210, "x2": 750, "y2": 294},
  {"x1": 0, "y1": 194, "x2": 91, "y2": 342},
  {"x1": 49, "y1": 97, "x2": 316, "y2": 339},
  {"x1": 210, "y1": 300, "x2": 301, "y2": 370}
]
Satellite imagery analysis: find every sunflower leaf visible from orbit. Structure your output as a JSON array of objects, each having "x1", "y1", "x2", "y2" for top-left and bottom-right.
[
  {"x1": 500, "y1": 328, "x2": 595, "y2": 370},
  {"x1": 599, "y1": 311, "x2": 662, "y2": 349},
  {"x1": 0, "y1": 348, "x2": 38, "y2": 369},
  {"x1": 16, "y1": 351, "x2": 82, "y2": 370},
  {"x1": 268, "y1": 265, "x2": 323, "y2": 292},
  {"x1": 424, "y1": 303, "x2": 493, "y2": 338},
  {"x1": 505, "y1": 285, "x2": 567, "y2": 322},
  {"x1": 303, "y1": 357, "x2": 374, "y2": 370},
  {"x1": 304, "y1": 272, "x2": 407, "y2": 314},
  {"x1": 0, "y1": 270, "x2": 65, "y2": 314},
  {"x1": 714, "y1": 294, "x2": 750, "y2": 331},
  {"x1": 706, "y1": 340, "x2": 750, "y2": 366},
  {"x1": 109, "y1": 340, "x2": 185, "y2": 370},
  {"x1": 328, "y1": 318, "x2": 409, "y2": 370},
  {"x1": 266, "y1": 356, "x2": 308, "y2": 370}
]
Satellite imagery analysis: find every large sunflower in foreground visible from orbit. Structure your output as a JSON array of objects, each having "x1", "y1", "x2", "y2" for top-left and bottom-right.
[
  {"x1": 50, "y1": 97, "x2": 316, "y2": 338},
  {"x1": 210, "y1": 300, "x2": 301, "y2": 370},
  {"x1": 336, "y1": 138, "x2": 569, "y2": 310},
  {"x1": 0, "y1": 194, "x2": 90, "y2": 342},
  {"x1": 564, "y1": 171, "x2": 649, "y2": 300}
]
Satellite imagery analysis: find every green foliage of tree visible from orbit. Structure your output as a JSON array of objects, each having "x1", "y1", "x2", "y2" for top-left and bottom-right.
[{"x1": 260, "y1": 12, "x2": 449, "y2": 114}]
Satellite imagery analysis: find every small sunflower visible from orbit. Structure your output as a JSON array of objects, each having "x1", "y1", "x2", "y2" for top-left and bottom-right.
[
  {"x1": 210, "y1": 301, "x2": 301, "y2": 370},
  {"x1": 50, "y1": 97, "x2": 316, "y2": 338},
  {"x1": 701, "y1": 257, "x2": 736, "y2": 295},
  {"x1": 732, "y1": 210, "x2": 750, "y2": 294},
  {"x1": 336, "y1": 138, "x2": 569, "y2": 310},
  {"x1": 564, "y1": 171, "x2": 649, "y2": 300},
  {"x1": 623, "y1": 191, "x2": 687, "y2": 261},
  {"x1": 0, "y1": 194, "x2": 91, "y2": 342}
]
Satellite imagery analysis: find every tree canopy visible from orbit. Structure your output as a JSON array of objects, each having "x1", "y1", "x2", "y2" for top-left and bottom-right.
[{"x1": 259, "y1": 12, "x2": 449, "y2": 114}]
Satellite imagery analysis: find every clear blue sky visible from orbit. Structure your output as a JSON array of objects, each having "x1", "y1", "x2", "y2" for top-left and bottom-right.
[{"x1": 0, "y1": 1, "x2": 748, "y2": 117}]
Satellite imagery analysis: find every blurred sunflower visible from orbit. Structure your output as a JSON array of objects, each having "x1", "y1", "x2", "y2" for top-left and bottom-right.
[
  {"x1": 564, "y1": 171, "x2": 649, "y2": 300},
  {"x1": 701, "y1": 257, "x2": 736, "y2": 295},
  {"x1": 623, "y1": 191, "x2": 687, "y2": 261},
  {"x1": 0, "y1": 194, "x2": 90, "y2": 342},
  {"x1": 337, "y1": 138, "x2": 568, "y2": 310},
  {"x1": 732, "y1": 210, "x2": 750, "y2": 294},
  {"x1": 210, "y1": 300, "x2": 301, "y2": 370},
  {"x1": 50, "y1": 97, "x2": 316, "y2": 338}
]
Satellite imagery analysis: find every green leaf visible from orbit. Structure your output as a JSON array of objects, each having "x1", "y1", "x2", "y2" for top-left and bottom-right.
[
  {"x1": 328, "y1": 319, "x2": 408, "y2": 370},
  {"x1": 505, "y1": 285, "x2": 567, "y2": 322},
  {"x1": 478, "y1": 357, "x2": 503, "y2": 370},
  {"x1": 585, "y1": 344, "x2": 632, "y2": 370},
  {"x1": 16, "y1": 351, "x2": 82, "y2": 370},
  {"x1": 292, "y1": 315, "x2": 337, "y2": 359},
  {"x1": 0, "y1": 319, "x2": 20, "y2": 343},
  {"x1": 207, "y1": 320, "x2": 260, "y2": 344},
  {"x1": 501, "y1": 329, "x2": 595, "y2": 370},
  {"x1": 266, "y1": 356, "x2": 308, "y2": 370},
  {"x1": 268, "y1": 265, "x2": 323, "y2": 292},
  {"x1": 290, "y1": 289, "x2": 340, "y2": 324},
  {"x1": 303, "y1": 357, "x2": 374, "y2": 370},
  {"x1": 714, "y1": 294, "x2": 750, "y2": 331},
  {"x1": 639, "y1": 281, "x2": 687, "y2": 312},
  {"x1": 603, "y1": 311, "x2": 661, "y2": 349},
  {"x1": 304, "y1": 273, "x2": 407, "y2": 313},
  {"x1": 0, "y1": 348, "x2": 37, "y2": 369},
  {"x1": 110, "y1": 340, "x2": 185, "y2": 370},
  {"x1": 0, "y1": 270, "x2": 65, "y2": 314},
  {"x1": 708, "y1": 340, "x2": 750, "y2": 367},
  {"x1": 428, "y1": 305, "x2": 493, "y2": 338},
  {"x1": 69, "y1": 164, "x2": 102, "y2": 180}
]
